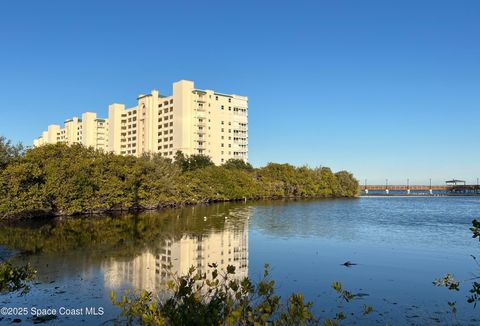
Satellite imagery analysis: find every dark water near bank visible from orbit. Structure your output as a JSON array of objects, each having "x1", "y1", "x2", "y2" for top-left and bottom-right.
[{"x1": 1, "y1": 197, "x2": 479, "y2": 325}]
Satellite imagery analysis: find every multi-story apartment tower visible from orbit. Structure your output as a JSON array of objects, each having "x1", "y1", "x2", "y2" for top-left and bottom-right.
[
  {"x1": 33, "y1": 80, "x2": 248, "y2": 165},
  {"x1": 108, "y1": 80, "x2": 248, "y2": 164},
  {"x1": 33, "y1": 112, "x2": 108, "y2": 151}
]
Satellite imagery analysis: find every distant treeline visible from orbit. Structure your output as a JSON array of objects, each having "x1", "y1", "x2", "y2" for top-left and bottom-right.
[{"x1": 0, "y1": 138, "x2": 359, "y2": 219}]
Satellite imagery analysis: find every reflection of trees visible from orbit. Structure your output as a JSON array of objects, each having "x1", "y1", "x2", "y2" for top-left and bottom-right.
[
  {"x1": 104, "y1": 205, "x2": 250, "y2": 292},
  {"x1": 0, "y1": 202, "x2": 250, "y2": 288}
]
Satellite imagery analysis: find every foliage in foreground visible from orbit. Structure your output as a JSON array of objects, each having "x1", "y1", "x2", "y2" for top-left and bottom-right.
[
  {"x1": 434, "y1": 219, "x2": 480, "y2": 312},
  {"x1": 112, "y1": 264, "x2": 373, "y2": 326},
  {"x1": 0, "y1": 260, "x2": 36, "y2": 295},
  {"x1": 0, "y1": 143, "x2": 359, "y2": 218}
]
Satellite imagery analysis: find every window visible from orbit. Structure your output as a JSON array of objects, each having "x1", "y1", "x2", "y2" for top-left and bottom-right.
[
  {"x1": 228, "y1": 98, "x2": 231, "y2": 103},
  {"x1": 221, "y1": 143, "x2": 224, "y2": 147},
  {"x1": 221, "y1": 105, "x2": 224, "y2": 110},
  {"x1": 215, "y1": 96, "x2": 218, "y2": 100}
]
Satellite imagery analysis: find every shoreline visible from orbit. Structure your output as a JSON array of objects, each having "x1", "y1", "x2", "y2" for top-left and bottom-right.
[{"x1": 0, "y1": 195, "x2": 360, "y2": 221}]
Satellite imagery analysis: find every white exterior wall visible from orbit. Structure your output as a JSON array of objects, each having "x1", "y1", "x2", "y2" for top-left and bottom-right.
[
  {"x1": 33, "y1": 80, "x2": 248, "y2": 164},
  {"x1": 108, "y1": 104, "x2": 125, "y2": 155}
]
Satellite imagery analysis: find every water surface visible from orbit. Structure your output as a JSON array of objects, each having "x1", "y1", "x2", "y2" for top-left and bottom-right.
[{"x1": 1, "y1": 197, "x2": 479, "y2": 325}]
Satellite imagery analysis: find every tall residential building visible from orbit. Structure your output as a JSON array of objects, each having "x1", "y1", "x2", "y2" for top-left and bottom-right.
[
  {"x1": 108, "y1": 80, "x2": 248, "y2": 164},
  {"x1": 33, "y1": 112, "x2": 108, "y2": 151},
  {"x1": 34, "y1": 80, "x2": 248, "y2": 165}
]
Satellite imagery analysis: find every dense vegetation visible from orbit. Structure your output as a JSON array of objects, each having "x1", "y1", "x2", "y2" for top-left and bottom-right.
[
  {"x1": 112, "y1": 264, "x2": 373, "y2": 326},
  {"x1": 0, "y1": 141, "x2": 359, "y2": 219}
]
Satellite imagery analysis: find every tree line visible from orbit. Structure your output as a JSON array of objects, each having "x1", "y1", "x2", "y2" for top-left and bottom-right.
[{"x1": 0, "y1": 137, "x2": 359, "y2": 219}]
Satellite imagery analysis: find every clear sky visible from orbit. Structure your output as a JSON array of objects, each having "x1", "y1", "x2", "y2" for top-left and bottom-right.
[{"x1": 0, "y1": 0, "x2": 479, "y2": 185}]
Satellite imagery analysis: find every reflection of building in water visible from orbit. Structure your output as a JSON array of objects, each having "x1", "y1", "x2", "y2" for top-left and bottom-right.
[{"x1": 104, "y1": 218, "x2": 249, "y2": 292}]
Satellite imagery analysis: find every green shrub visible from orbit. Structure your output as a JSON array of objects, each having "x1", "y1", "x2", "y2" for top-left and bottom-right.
[{"x1": 0, "y1": 142, "x2": 359, "y2": 219}]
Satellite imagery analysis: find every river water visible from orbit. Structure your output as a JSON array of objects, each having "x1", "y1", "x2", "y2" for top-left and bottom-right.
[{"x1": 1, "y1": 197, "x2": 479, "y2": 325}]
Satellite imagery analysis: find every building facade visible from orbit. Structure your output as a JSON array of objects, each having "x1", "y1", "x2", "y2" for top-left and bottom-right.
[
  {"x1": 34, "y1": 80, "x2": 248, "y2": 165},
  {"x1": 33, "y1": 112, "x2": 108, "y2": 151}
]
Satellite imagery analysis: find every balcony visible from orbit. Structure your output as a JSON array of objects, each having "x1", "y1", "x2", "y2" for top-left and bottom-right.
[
  {"x1": 234, "y1": 140, "x2": 248, "y2": 145},
  {"x1": 195, "y1": 111, "x2": 206, "y2": 118}
]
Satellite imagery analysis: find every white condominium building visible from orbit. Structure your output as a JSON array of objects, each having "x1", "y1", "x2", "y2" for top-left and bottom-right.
[
  {"x1": 33, "y1": 112, "x2": 108, "y2": 151},
  {"x1": 108, "y1": 80, "x2": 248, "y2": 164},
  {"x1": 34, "y1": 80, "x2": 249, "y2": 165}
]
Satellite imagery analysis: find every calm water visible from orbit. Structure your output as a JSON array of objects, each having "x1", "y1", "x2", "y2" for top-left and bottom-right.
[{"x1": 1, "y1": 197, "x2": 479, "y2": 325}]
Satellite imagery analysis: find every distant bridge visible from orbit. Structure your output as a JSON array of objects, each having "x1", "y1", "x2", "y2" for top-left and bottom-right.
[
  {"x1": 360, "y1": 185, "x2": 447, "y2": 191},
  {"x1": 360, "y1": 179, "x2": 480, "y2": 195}
]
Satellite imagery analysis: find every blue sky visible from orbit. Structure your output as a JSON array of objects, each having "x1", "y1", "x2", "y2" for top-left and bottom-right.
[{"x1": 0, "y1": 0, "x2": 479, "y2": 185}]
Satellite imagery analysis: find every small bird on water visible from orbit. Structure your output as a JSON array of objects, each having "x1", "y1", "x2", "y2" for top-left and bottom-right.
[{"x1": 342, "y1": 261, "x2": 357, "y2": 267}]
